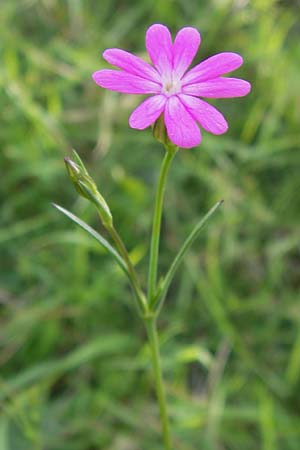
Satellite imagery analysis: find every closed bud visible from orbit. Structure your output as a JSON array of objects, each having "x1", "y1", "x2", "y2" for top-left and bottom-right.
[{"x1": 64, "y1": 151, "x2": 113, "y2": 228}]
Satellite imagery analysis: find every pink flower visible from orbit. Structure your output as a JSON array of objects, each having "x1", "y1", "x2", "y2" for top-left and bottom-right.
[{"x1": 92, "y1": 24, "x2": 251, "y2": 149}]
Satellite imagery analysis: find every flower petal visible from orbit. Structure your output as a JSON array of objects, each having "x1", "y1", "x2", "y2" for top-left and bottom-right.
[
  {"x1": 146, "y1": 24, "x2": 173, "y2": 76},
  {"x1": 103, "y1": 48, "x2": 161, "y2": 83},
  {"x1": 172, "y1": 27, "x2": 201, "y2": 79},
  {"x1": 182, "y1": 52, "x2": 244, "y2": 84},
  {"x1": 92, "y1": 70, "x2": 161, "y2": 94},
  {"x1": 179, "y1": 94, "x2": 228, "y2": 135},
  {"x1": 164, "y1": 96, "x2": 201, "y2": 148},
  {"x1": 182, "y1": 77, "x2": 251, "y2": 98},
  {"x1": 129, "y1": 95, "x2": 167, "y2": 129}
]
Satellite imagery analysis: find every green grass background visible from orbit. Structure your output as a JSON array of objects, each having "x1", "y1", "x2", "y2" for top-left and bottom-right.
[{"x1": 1, "y1": 0, "x2": 300, "y2": 449}]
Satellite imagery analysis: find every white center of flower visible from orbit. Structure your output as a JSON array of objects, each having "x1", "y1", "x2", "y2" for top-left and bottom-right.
[{"x1": 161, "y1": 75, "x2": 182, "y2": 97}]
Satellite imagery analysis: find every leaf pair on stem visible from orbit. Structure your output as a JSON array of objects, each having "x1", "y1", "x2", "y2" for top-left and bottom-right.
[
  {"x1": 54, "y1": 148, "x2": 222, "y2": 318},
  {"x1": 54, "y1": 146, "x2": 222, "y2": 450}
]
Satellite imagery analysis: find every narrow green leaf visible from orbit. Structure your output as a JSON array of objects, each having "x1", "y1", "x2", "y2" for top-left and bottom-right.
[
  {"x1": 52, "y1": 203, "x2": 128, "y2": 275},
  {"x1": 152, "y1": 200, "x2": 223, "y2": 312}
]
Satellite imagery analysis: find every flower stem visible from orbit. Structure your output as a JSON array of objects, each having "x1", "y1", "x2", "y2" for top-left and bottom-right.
[
  {"x1": 108, "y1": 224, "x2": 148, "y2": 315},
  {"x1": 148, "y1": 146, "x2": 177, "y2": 302},
  {"x1": 145, "y1": 317, "x2": 172, "y2": 450}
]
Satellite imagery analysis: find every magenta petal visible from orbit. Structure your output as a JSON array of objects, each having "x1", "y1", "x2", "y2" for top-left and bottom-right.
[
  {"x1": 129, "y1": 95, "x2": 167, "y2": 129},
  {"x1": 173, "y1": 27, "x2": 201, "y2": 79},
  {"x1": 103, "y1": 49, "x2": 161, "y2": 83},
  {"x1": 92, "y1": 70, "x2": 161, "y2": 94},
  {"x1": 179, "y1": 94, "x2": 228, "y2": 135},
  {"x1": 182, "y1": 52, "x2": 244, "y2": 84},
  {"x1": 146, "y1": 24, "x2": 173, "y2": 76},
  {"x1": 164, "y1": 96, "x2": 201, "y2": 148},
  {"x1": 182, "y1": 77, "x2": 251, "y2": 98}
]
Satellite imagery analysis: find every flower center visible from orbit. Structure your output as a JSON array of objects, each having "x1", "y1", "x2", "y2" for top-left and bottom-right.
[{"x1": 161, "y1": 76, "x2": 181, "y2": 97}]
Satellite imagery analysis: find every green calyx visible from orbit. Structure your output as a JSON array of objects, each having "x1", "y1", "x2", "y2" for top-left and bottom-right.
[
  {"x1": 64, "y1": 150, "x2": 113, "y2": 228},
  {"x1": 152, "y1": 115, "x2": 178, "y2": 157},
  {"x1": 152, "y1": 114, "x2": 170, "y2": 146}
]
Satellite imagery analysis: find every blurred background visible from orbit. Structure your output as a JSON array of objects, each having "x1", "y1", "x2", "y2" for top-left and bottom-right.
[{"x1": 1, "y1": 0, "x2": 300, "y2": 449}]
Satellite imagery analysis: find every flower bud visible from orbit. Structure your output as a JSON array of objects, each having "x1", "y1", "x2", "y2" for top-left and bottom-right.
[{"x1": 64, "y1": 150, "x2": 113, "y2": 228}]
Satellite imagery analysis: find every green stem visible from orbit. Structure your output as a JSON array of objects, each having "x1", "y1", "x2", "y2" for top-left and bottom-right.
[
  {"x1": 148, "y1": 146, "x2": 177, "y2": 302},
  {"x1": 108, "y1": 225, "x2": 148, "y2": 315},
  {"x1": 145, "y1": 317, "x2": 172, "y2": 450}
]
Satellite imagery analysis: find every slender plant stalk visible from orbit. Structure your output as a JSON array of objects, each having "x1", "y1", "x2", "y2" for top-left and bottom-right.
[
  {"x1": 110, "y1": 152, "x2": 174, "y2": 449},
  {"x1": 148, "y1": 146, "x2": 177, "y2": 302},
  {"x1": 145, "y1": 145, "x2": 177, "y2": 449},
  {"x1": 108, "y1": 224, "x2": 148, "y2": 314},
  {"x1": 145, "y1": 317, "x2": 172, "y2": 450},
  {"x1": 61, "y1": 144, "x2": 220, "y2": 450},
  {"x1": 61, "y1": 145, "x2": 220, "y2": 450}
]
